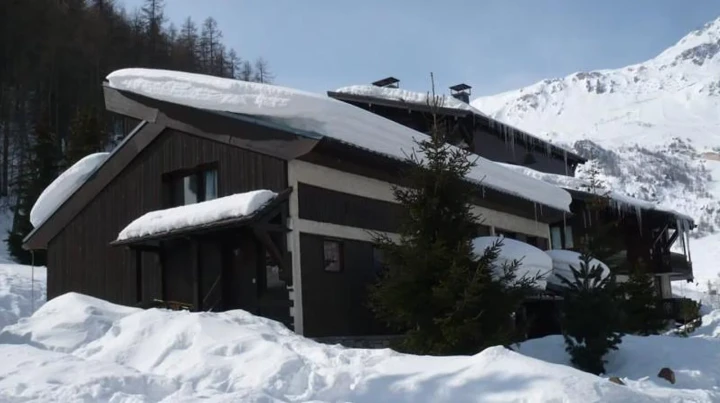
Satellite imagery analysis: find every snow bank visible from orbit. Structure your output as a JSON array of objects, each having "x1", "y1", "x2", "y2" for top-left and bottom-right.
[
  {"x1": 0, "y1": 292, "x2": 676, "y2": 402},
  {"x1": 118, "y1": 190, "x2": 277, "y2": 241},
  {"x1": 107, "y1": 68, "x2": 572, "y2": 212},
  {"x1": 0, "y1": 264, "x2": 46, "y2": 330},
  {"x1": 30, "y1": 153, "x2": 109, "y2": 228},
  {"x1": 472, "y1": 236, "x2": 553, "y2": 289},
  {"x1": 545, "y1": 249, "x2": 611, "y2": 288},
  {"x1": 518, "y1": 330, "x2": 720, "y2": 401}
]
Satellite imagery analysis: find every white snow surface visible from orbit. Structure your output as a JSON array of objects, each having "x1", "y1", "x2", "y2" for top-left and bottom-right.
[
  {"x1": 3, "y1": 291, "x2": 719, "y2": 402},
  {"x1": 107, "y1": 68, "x2": 572, "y2": 212},
  {"x1": 545, "y1": 250, "x2": 611, "y2": 288},
  {"x1": 334, "y1": 84, "x2": 484, "y2": 114},
  {"x1": 118, "y1": 190, "x2": 277, "y2": 241},
  {"x1": 0, "y1": 264, "x2": 46, "y2": 330},
  {"x1": 30, "y1": 152, "x2": 109, "y2": 228},
  {"x1": 472, "y1": 236, "x2": 552, "y2": 289}
]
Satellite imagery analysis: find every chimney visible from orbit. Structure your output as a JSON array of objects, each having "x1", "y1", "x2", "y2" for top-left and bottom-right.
[
  {"x1": 372, "y1": 77, "x2": 400, "y2": 88},
  {"x1": 449, "y1": 83, "x2": 472, "y2": 103}
]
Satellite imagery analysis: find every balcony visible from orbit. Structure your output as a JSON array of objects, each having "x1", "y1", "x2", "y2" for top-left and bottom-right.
[{"x1": 669, "y1": 252, "x2": 693, "y2": 280}]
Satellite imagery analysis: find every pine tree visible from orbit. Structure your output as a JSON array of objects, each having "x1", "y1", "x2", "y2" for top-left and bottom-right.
[
  {"x1": 66, "y1": 106, "x2": 106, "y2": 166},
  {"x1": 7, "y1": 110, "x2": 61, "y2": 265},
  {"x1": 620, "y1": 262, "x2": 666, "y2": 335},
  {"x1": 369, "y1": 75, "x2": 537, "y2": 355},
  {"x1": 557, "y1": 252, "x2": 623, "y2": 375}
]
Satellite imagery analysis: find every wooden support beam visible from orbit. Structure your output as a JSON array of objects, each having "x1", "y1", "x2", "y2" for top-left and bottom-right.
[
  {"x1": 253, "y1": 228, "x2": 287, "y2": 274},
  {"x1": 191, "y1": 239, "x2": 201, "y2": 312},
  {"x1": 135, "y1": 248, "x2": 143, "y2": 304}
]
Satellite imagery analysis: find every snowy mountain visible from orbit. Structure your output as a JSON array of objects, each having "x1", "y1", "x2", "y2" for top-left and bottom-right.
[{"x1": 472, "y1": 16, "x2": 720, "y2": 287}]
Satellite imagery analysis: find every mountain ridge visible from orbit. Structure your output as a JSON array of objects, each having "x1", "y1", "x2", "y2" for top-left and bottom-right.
[{"x1": 471, "y1": 16, "x2": 720, "y2": 286}]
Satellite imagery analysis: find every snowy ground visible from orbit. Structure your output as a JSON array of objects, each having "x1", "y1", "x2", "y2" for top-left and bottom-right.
[{"x1": 3, "y1": 291, "x2": 718, "y2": 403}]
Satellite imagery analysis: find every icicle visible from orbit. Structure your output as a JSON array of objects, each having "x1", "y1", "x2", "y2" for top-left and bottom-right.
[
  {"x1": 684, "y1": 219, "x2": 693, "y2": 264},
  {"x1": 563, "y1": 212, "x2": 568, "y2": 232},
  {"x1": 564, "y1": 150, "x2": 569, "y2": 176},
  {"x1": 546, "y1": 141, "x2": 551, "y2": 158},
  {"x1": 534, "y1": 202, "x2": 538, "y2": 222},
  {"x1": 635, "y1": 206, "x2": 643, "y2": 236}
]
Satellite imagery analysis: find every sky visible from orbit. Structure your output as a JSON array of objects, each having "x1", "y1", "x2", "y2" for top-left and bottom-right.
[{"x1": 119, "y1": 0, "x2": 720, "y2": 96}]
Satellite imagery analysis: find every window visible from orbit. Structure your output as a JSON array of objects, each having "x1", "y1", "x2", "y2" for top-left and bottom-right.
[
  {"x1": 550, "y1": 227, "x2": 563, "y2": 250},
  {"x1": 165, "y1": 166, "x2": 218, "y2": 207},
  {"x1": 564, "y1": 225, "x2": 574, "y2": 249},
  {"x1": 550, "y1": 225, "x2": 574, "y2": 249},
  {"x1": 323, "y1": 240, "x2": 343, "y2": 272}
]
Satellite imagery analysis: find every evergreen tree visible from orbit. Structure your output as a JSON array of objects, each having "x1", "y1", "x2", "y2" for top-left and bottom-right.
[
  {"x1": 369, "y1": 75, "x2": 537, "y2": 355},
  {"x1": 557, "y1": 252, "x2": 623, "y2": 375},
  {"x1": 620, "y1": 262, "x2": 666, "y2": 335},
  {"x1": 7, "y1": 110, "x2": 61, "y2": 265},
  {"x1": 66, "y1": 106, "x2": 106, "y2": 166}
]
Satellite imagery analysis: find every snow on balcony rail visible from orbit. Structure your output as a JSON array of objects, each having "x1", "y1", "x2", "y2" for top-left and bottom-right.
[
  {"x1": 117, "y1": 190, "x2": 277, "y2": 242},
  {"x1": 106, "y1": 68, "x2": 572, "y2": 213}
]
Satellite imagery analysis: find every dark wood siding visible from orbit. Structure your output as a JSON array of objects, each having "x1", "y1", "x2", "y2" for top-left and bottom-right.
[
  {"x1": 297, "y1": 183, "x2": 404, "y2": 233},
  {"x1": 46, "y1": 129, "x2": 287, "y2": 305},
  {"x1": 300, "y1": 233, "x2": 389, "y2": 338}
]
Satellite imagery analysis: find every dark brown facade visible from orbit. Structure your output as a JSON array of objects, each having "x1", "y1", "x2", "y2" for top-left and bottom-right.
[{"x1": 46, "y1": 129, "x2": 287, "y2": 306}]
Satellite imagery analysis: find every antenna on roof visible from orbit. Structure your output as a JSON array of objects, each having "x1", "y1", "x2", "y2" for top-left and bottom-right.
[
  {"x1": 449, "y1": 83, "x2": 472, "y2": 103},
  {"x1": 372, "y1": 77, "x2": 400, "y2": 88}
]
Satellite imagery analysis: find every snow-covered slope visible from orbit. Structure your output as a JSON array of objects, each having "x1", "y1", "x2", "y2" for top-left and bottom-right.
[
  {"x1": 472, "y1": 16, "x2": 720, "y2": 288},
  {"x1": 2, "y1": 292, "x2": 719, "y2": 402}
]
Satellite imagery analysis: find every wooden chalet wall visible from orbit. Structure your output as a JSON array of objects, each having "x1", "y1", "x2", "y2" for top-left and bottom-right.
[{"x1": 47, "y1": 129, "x2": 287, "y2": 305}]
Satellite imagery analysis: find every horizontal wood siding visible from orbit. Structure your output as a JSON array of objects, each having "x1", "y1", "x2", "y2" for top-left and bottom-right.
[
  {"x1": 297, "y1": 183, "x2": 404, "y2": 233},
  {"x1": 300, "y1": 233, "x2": 389, "y2": 338},
  {"x1": 47, "y1": 129, "x2": 287, "y2": 305}
]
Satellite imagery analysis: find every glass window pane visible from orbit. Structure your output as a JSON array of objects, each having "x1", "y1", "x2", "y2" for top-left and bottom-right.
[
  {"x1": 183, "y1": 175, "x2": 198, "y2": 205},
  {"x1": 323, "y1": 240, "x2": 342, "y2": 272},
  {"x1": 550, "y1": 227, "x2": 562, "y2": 250},
  {"x1": 204, "y1": 169, "x2": 218, "y2": 201},
  {"x1": 564, "y1": 226, "x2": 574, "y2": 248}
]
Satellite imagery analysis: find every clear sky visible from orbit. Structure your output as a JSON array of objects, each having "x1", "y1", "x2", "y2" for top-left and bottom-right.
[{"x1": 119, "y1": 0, "x2": 720, "y2": 95}]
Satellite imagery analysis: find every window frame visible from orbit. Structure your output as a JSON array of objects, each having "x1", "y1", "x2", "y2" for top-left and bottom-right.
[
  {"x1": 322, "y1": 239, "x2": 344, "y2": 273},
  {"x1": 162, "y1": 163, "x2": 219, "y2": 208}
]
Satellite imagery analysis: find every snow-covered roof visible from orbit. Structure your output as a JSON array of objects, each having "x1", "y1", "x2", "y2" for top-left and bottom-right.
[
  {"x1": 117, "y1": 190, "x2": 277, "y2": 242},
  {"x1": 472, "y1": 236, "x2": 553, "y2": 289},
  {"x1": 29, "y1": 153, "x2": 110, "y2": 228},
  {"x1": 107, "y1": 69, "x2": 572, "y2": 212},
  {"x1": 498, "y1": 163, "x2": 695, "y2": 223},
  {"x1": 332, "y1": 85, "x2": 583, "y2": 160},
  {"x1": 333, "y1": 85, "x2": 486, "y2": 115},
  {"x1": 545, "y1": 249, "x2": 611, "y2": 289}
]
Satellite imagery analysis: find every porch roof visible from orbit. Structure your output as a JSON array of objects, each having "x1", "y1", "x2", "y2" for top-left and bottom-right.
[{"x1": 111, "y1": 188, "x2": 291, "y2": 246}]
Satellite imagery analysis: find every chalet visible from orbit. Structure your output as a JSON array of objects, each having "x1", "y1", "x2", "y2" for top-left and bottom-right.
[{"x1": 22, "y1": 69, "x2": 574, "y2": 343}]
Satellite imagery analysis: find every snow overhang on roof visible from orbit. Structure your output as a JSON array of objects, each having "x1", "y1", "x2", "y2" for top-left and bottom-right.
[
  {"x1": 106, "y1": 68, "x2": 573, "y2": 213},
  {"x1": 498, "y1": 163, "x2": 695, "y2": 225},
  {"x1": 329, "y1": 85, "x2": 585, "y2": 163}
]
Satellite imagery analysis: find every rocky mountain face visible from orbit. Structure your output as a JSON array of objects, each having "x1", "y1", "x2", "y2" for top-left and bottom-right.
[{"x1": 472, "y1": 17, "x2": 720, "y2": 238}]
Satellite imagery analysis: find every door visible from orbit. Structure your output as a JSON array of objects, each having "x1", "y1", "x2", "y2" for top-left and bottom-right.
[{"x1": 222, "y1": 235, "x2": 259, "y2": 312}]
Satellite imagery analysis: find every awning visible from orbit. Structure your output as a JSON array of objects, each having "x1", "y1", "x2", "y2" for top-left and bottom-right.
[{"x1": 111, "y1": 188, "x2": 291, "y2": 247}]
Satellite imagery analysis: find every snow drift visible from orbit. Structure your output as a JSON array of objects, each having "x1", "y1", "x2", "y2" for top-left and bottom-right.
[
  {"x1": 106, "y1": 68, "x2": 572, "y2": 213},
  {"x1": 472, "y1": 236, "x2": 552, "y2": 289},
  {"x1": 545, "y1": 249, "x2": 611, "y2": 288},
  {"x1": 0, "y1": 292, "x2": 695, "y2": 402},
  {"x1": 30, "y1": 153, "x2": 109, "y2": 228}
]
